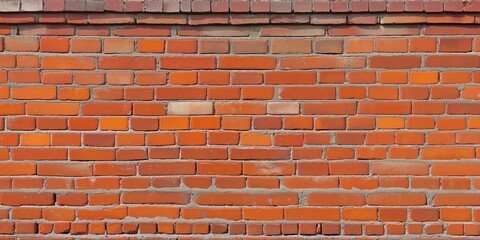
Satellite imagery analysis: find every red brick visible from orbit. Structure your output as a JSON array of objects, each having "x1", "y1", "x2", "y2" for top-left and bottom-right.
[
  {"x1": 220, "y1": 56, "x2": 276, "y2": 70},
  {"x1": 160, "y1": 56, "x2": 215, "y2": 69},
  {"x1": 370, "y1": 56, "x2": 421, "y2": 69},
  {"x1": 281, "y1": 56, "x2": 365, "y2": 69},
  {"x1": 99, "y1": 57, "x2": 156, "y2": 70}
]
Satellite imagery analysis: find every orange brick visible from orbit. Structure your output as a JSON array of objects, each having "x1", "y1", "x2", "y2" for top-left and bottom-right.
[
  {"x1": 99, "y1": 118, "x2": 129, "y2": 131},
  {"x1": 26, "y1": 102, "x2": 79, "y2": 116},
  {"x1": 42, "y1": 56, "x2": 96, "y2": 70},
  {"x1": 346, "y1": 38, "x2": 374, "y2": 53},
  {"x1": 71, "y1": 38, "x2": 101, "y2": 53},
  {"x1": 137, "y1": 39, "x2": 165, "y2": 53},
  {"x1": 376, "y1": 38, "x2": 408, "y2": 52},
  {"x1": 40, "y1": 37, "x2": 69, "y2": 53},
  {"x1": 21, "y1": 133, "x2": 51, "y2": 146}
]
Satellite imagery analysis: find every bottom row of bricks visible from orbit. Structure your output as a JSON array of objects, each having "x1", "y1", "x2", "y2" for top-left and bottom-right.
[{"x1": 3, "y1": 222, "x2": 480, "y2": 236}]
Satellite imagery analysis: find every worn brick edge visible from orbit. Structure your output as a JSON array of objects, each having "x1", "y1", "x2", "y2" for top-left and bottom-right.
[{"x1": 1, "y1": 0, "x2": 480, "y2": 13}]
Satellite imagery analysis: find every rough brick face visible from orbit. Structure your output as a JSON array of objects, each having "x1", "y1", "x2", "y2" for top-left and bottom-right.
[{"x1": 1, "y1": 0, "x2": 480, "y2": 238}]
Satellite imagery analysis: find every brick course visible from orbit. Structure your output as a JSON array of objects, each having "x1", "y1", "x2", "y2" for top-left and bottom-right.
[{"x1": 0, "y1": 0, "x2": 480, "y2": 238}]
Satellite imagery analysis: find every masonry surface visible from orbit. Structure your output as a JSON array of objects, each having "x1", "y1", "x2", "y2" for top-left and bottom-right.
[{"x1": 0, "y1": 0, "x2": 480, "y2": 238}]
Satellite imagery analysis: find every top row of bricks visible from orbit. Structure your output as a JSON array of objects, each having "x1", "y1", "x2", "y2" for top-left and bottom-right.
[{"x1": 1, "y1": 0, "x2": 480, "y2": 13}]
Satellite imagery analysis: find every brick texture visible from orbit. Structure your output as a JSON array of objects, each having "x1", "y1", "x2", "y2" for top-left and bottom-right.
[{"x1": 0, "y1": 2, "x2": 480, "y2": 238}]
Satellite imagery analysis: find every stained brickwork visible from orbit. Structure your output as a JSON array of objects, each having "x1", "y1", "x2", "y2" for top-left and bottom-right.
[{"x1": 0, "y1": 0, "x2": 480, "y2": 238}]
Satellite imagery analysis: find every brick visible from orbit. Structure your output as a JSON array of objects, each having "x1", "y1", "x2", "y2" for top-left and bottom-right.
[
  {"x1": 19, "y1": 24, "x2": 74, "y2": 35},
  {"x1": 271, "y1": 14, "x2": 309, "y2": 24},
  {"x1": 367, "y1": 193, "x2": 427, "y2": 206},
  {"x1": 156, "y1": 87, "x2": 206, "y2": 100},
  {"x1": 422, "y1": 147, "x2": 475, "y2": 160},
  {"x1": 220, "y1": 56, "x2": 276, "y2": 70},
  {"x1": 11, "y1": 86, "x2": 56, "y2": 100},
  {"x1": 0, "y1": 193, "x2": 54, "y2": 206},
  {"x1": 303, "y1": 102, "x2": 356, "y2": 114},
  {"x1": 26, "y1": 102, "x2": 79, "y2": 116},
  {"x1": 83, "y1": 103, "x2": 131, "y2": 116},
  {"x1": 20, "y1": 133, "x2": 50, "y2": 146},
  {"x1": 410, "y1": 37, "x2": 437, "y2": 52},
  {"x1": 329, "y1": 25, "x2": 420, "y2": 36},
  {"x1": 0, "y1": 163, "x2": 35, "y2": 175},
  {"x1": 198, "y1": 39, "x2": 229, "y2": 53},
  {"x1": 370, "y1": 56, "x2": 421, "y2": 69},
  {"x1": 128, "y1": 206, "x2": 179, "y2": 219},
  {"x1": 346, "y1": 38, "x2": 374, "y2": 53},
  {"x1": 330, "y1": 162, "x2": 369, "y2": 175},
  {"x1": 40, "y1": 37, "x2": 69, "y2": 52},
  {"x1": 137, "y1": 39, "x2": 165, "y2": 53},
  {"x1": 380, "y1": 14, "x2": 426, "y2": 24},
  {"x1": 0, "y1": 0, "x2": 20, "y2": 11},
  {"x1": 99, "y1": 57, "x2": 156, "y2": 70},
  {"x1": 197, "y1": 161, "x2": 241, "y2": 175},
  {"x1": 376, "y1": 38, "x2": 408, "y2": 52},
  {"x1": 265, "y1": 71, "x2": 316, "y2": 85},
  {"x1": 38, "y1": 164, "x2": 91, "y2": 176},
  {"x1": 439, "y1": 37, "x2": 473, "y2": 52},
  {"x1": 372, "y1": 162, "x2": 429, "y2": 175},
  {"x1": 137, "y1": 14, "x2": 186, "y2": 24},
  {"x1": 426, "y1": 55, "x2": 480, "y2": 68},
  {"x1": 167, "y1": 102, "x2": 213, "y2": 115},
  {"x1": 15, "y1": 56, "x2": 39, "y2": 68},
  {"x1": 99, "y1": 118, "x2": 129, "y2": 130},
  {"x1": 167, "y1": 39, "x2": 197, "y2": 53},
  {"x1": 178, "y1": 26, "x2": 250, "y2": 37},
  {"x1": 106, "y1": 72, "x2": 134, "y2": 85},
  {"x1": 240, "y1": 132, "x2": 270, "y2": 146},
  {"x1": 104, "y1": 39, "x2": 134, "y2": 53},
  {"x1": 315, "y1": 39, "x2": 344, "y2": 53},
  {"x1": 267, "y1": 102, "x2": 299, "y2": 115},
  {"x1": 260, "y1": 26, "x2": 325, "y2": 36},
  {"x1": 244, "y1": 162, "x2": 294, "y2": 176},
  {"x1": 59, "y1": 87, "x2": 90, "y2": 101},
  {"x1": 215, "y1": 102, "x2": 266, "y2": 115},
  {"x1": 190, "y1": 14, "x2": 229, "y2": 25},
  {"x1": 196, "y1": 193, "x2": 297, "y2": 206},
  {"x1": 359, "y1": 102, "x2": 411, "y2": 115},
  {"x1": 280, "y1": 57, "x2": 365, "y2": 69},
  {"x1": 0, "y1": 55, "x2": 15, "y2": 68},
  {"x1": 160, "y1": 56, "x2": 215, "y2": 69},
  {"x1": 232, "y1": 39, "x2": 268, "y2": 54},
  {"x1": 42, "y1": 56, "x2": 95, "y2": 70},
  {"x1": 242, "y1": 86, "x2": 274, "y2": 100},
  {"x1": 271, "y1": 39, "x2": 311, "y2": 54},
  {"x1": 5, "y1": 37, "x2": 39, "y2": 51}
]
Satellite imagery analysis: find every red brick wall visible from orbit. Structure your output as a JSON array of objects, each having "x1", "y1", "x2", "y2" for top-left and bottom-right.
[{"x1": 1, "y1": 0, "x2": 480, "y2": 238}]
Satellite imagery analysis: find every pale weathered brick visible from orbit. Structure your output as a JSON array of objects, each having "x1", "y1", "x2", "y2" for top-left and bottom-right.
[
  {"x1": 167, "y1": 102, "x2": 214, "y2": 115},
  {"x1": 267, "y1": 102, "x2": 300, "y2": 115}
]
